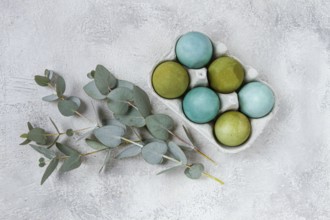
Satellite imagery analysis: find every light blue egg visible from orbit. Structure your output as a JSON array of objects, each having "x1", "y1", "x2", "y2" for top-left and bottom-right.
[
  {"x1": 175, "y1": 32, "x2": 213, "y2": 69},
  {"x1": 183, "y1": 87, "x2": 220, "y2": 123},
  {"x1": 238, "y1": 82, "x2": 275, "y2": 118}
]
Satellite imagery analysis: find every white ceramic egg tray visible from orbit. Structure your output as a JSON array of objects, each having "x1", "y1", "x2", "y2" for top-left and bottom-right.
[{"x1": 148, "y1": 41, "x2": 278, "y2": 153}]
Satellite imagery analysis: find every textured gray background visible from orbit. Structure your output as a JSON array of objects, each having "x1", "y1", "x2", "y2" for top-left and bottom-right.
[{"x1": 1, "y1": 0, "x2": 330, "y2": 219}]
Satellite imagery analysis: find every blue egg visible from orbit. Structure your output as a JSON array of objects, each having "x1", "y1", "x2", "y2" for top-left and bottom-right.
[
  {"x1": 175, "y1": 32, "x2": 213, "y2": 69},
  {"x1": 238, "y1": 82, "x2": 275, "y2": 118},
  {"x1": 183, "y1": 87, "x2": 220, "y2": 123}
]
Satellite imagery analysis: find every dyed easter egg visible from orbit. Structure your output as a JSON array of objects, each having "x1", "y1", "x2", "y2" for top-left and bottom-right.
[
  {"x1": 182, "y1": 87, "x2": 220, "y2": 123},
  {"x1": 152, "y1": 61, "x2": 190, "y2": 99},
  {"x1": 175, "y1": 32, "x2": 213, "y2": 69},
  {"x1": 238, "y1": 82, "x2": 275, "y2": 118},
  {"x1": 208, "y1": 57, "x2": 245, "y2": 93},
  {"x1": 214, "y1": 111, "x2": 251, "y2": 147}
]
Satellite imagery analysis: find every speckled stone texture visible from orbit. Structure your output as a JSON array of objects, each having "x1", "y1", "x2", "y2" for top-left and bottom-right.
[{"x1": 1, "y1": 0, "x2": 330, "y2": 219}]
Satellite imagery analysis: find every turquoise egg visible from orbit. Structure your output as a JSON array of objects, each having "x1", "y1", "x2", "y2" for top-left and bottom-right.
[
  {"x1": 238, "y1": 82, "x2": 275, "y2": 118},
  {"x1": 175, "y1": 32, "x2": 213, "y2": 69},
  {"x1": 183, "y1": 87, "x2": 220, "y2": 123}
]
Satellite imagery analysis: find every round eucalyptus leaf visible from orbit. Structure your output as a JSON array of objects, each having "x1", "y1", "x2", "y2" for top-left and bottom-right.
[
  {"x1": 184, "y1": 163, "x2": 205, "y2": 179},
  {"x1": 114, "y1": 108, "x2": 145, "y2": 128},
  {"x1": 115, "y1": 144, "x2": 141, "y2": 159},
  {"x1": 107, "y1": 100, "x2": 129, "y2": 115},
  {"x1": 107, "y1": 87, "x2": 133, "y2": 115},
  {"x1": 28, "y1": 128, "x2": 47, "y2": 145},
  {"x1": 141, "y1": 142, "x2": 168, "y2": 165},
  {"x1": 94, "y1": 65, "x2": 117, "y2": 95},
  {"x1": 66, "y1": 129, "x2": 74, "y2": 136},
  {"x1": 102, "y1": 119, "x2": 126, "y2": 132},
  {"x1": 145, "y1": 114, "x2": 174, "y2": 140},
  {"x1": 168, "y1": 141, "x2": 187, "y2": 164},
  {"x1": 133, "y1": 86, "x2": 151, "y2": 117},
  {"x1": 117, "y1": 80, "x2": 134, "y2": 90},
  {"x1": 42, "y1": 94, "x2": 58, "y2": 102},
  {"x1": 34, "y1": 75, "x2": 50, "y2": 87},
  {"x1": 83, "y1": 81, "x2": 107, "y2": 100},
  {"x1": 55, "y1": 76, "x2": 66, "y2": 97},
  {"x1": 68, "y1": 96, "x2": 81, "y2": 108},
  {"x1": 58, "y1": 100, "x2": 79, "y2": 117},
  {"x1": 93, "y1": 125, "x2": 125, "y2": 148}
]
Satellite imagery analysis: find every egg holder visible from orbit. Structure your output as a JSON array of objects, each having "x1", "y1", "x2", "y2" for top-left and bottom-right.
[{"x1": 148, "y1": 40, "x2": 278, "y2": 154}]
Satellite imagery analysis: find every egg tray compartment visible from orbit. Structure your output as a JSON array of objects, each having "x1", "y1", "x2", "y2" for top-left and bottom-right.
[{"x1": 148, "y1": 41, "x2": 278, "y2": 154}]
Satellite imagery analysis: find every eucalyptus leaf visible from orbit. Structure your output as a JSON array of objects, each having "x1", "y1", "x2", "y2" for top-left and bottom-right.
[
  {"x1": 83, "y1": 81, "x2": 106, "y2": 100},
  {"x1": 42, "y1": 94, "x2": 58, "y2": 102},
  {"x1": 56, "y1": 142, "x2": 80, "y2": 156},
  {"x1": 20, "y1": 139, "x2": 31, "y2": 145},
  {"x1": 99, "y1": 149, "x2": 112, "y2": 173},
  {"x1": 28, "y1": 128, "x2": 47, "y2": 145},
  {"x1": 34, "y1": 75, "x2": 50, "y2": 86},
  {"x1": 20, "y1": 133, "x2": 28, "y2": 138},
  {"x1": 133, "y1": 86, "x2": 151, "y2": 117},
  {"x1": 114, "y1": 108, "x2": 145, "y2": 128},
  {"x1": 141, "y1": 141, "x2": 168, "y2": 165},
  {"x1": 117, "y1": 80, "x2": 134, "y2": 90},
  {"x1": 85, "y1": 139, "x2": 108, "y2": 150},
  {"x1": 49, "y1": 118, "x2": 60, "y2": 133},
  {"x1": 115, "y1": 145, "x2": 141, "y2": 159},
  {"x1": 102, "y1": 119, "x2": 126, "y2": 132},
  {"x1": 68, "y1": 96, "x2": 81, "y2": 108},
  {"x1": 41, "y1": 158, "x2": 59, "y2": 185},
  {"x1": 182, "y1": 125, "x2": 195, "y2": 145},
  {"x1": 87, "y1": 70, "x2": 95, "y2": 79},
  {"x1": 93, "y1": 125, "x2": 125, "y2": 148},
  {"x1": 184, "y1": 163, "x2": 204, "y2": 179},
  {"x1": 66, "y1": 129, "x2": 74, "y2": 136},
  {"x1": 157, "y1": 165, "x2": 182, "y2": 175},
  {"x1": 60, "y1": 154, "x2": 82, "y2": 172},
  {"x1": 27, "y1": 122, "x2": 33, "y2": 130},
  {"x1": 55, "y1": 76, "x2": 65, "y2": 97},
  {"x1": 145, "y1": 114, "x2": 174, "y2": 140},
  {"x1": 30, "y1": 144, "x2": 56, "y2": 159},
  {"x1": 168, "y1": 141, "x2": 187, "y2": 164},
  {"x1": 94, "y1": 65, "x2": 117, "y2": 95},
  {"x1": 107, "y1": 87, "x2": 133, "y2": 114},
  {"x1": 44, "y1": 69, "x2": 54, "y2": 79},
  {"x1": 58, "y1": 100, "x2": 79, "y2": 117}
]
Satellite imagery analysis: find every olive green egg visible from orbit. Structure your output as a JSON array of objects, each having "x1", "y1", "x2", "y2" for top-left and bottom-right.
[
  {"x1": 152, "y1": 61, "x2": 190, "y2": 99},
  {"x1": 208, "y1": 57, "x2": 245, "y2": 93},
  {"x1": 214, "y1": 111, "x2": 251, "y2": 147}
]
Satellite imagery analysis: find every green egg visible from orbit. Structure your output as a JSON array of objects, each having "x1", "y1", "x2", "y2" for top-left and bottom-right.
[
  {"x1": 214, "y1": 111, "x2": 251, "y2": 147},
  {"x1": 208, "y1": 57, "x2": 245, "y2": 93},
  {"x1": 152, "y1": 61, "x2": 190, "y2": 99}
]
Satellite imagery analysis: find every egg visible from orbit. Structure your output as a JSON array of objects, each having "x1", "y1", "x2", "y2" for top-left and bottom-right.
[
  {"x1": 175, "y1": 32, "x2": 213, "y2": 69},
  {"x1": 182, "y1": 87, "x2": 220, "y2": 123},
  {"x1": 208, "y1": 56, "x2": 245, "y2": 93},
  {"x1": 152, "y1": 61, "x2": 190, "y2": 99},
  {"x1": 214, "y1": 111, "x2": 251, "y2": 147},
  {"x1": 238, "y1": 82, "x2": 275, "y2": 118}
]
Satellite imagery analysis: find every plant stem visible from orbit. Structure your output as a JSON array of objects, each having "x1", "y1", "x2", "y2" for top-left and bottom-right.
[
  {"x1": 162, "y1": 154, "x2": 180, "y2": 163},
  {"x1": 74, "y1": 111, "x2": 94, "y2": 124},
  {"x1": 81, "y1": 148, "x2": 108, "y2": 157},
  {"x1": 202, "y1": 172, "x2": 224, "y2": 185},
  {"x1": 120, "y1": 137, "x2": 143, "y2": 148}
]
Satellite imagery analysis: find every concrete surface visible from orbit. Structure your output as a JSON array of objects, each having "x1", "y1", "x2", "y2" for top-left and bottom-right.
[{"x1": 1, "y1": 0, "x2": 330, "y2": 219}]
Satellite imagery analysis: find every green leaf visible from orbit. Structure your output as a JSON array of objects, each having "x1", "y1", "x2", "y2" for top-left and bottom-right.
[
  {"x1": 85, "y1": 139, "x2": 108, "y2": 150},
  {"x1": 34, "y1": 75, "x2": 50, "y2": 86},
  {"x1": 145, "y1": 114, "x2": 174, "y2": 140},
  {"x1": 20, "y1": 133, "x2": 28, "y2": 138},
  {"x1": 28, "y1": 128, "x2": 47, "y2": 145},
  {"x1": 56, "y1": 142, "x2": 80, "y2": 156},
  {"x1": 39, "y1": 162, "x2": 46, "y2": 167},
  {"x1": 107, "y1": 87, "x2": 133, "y2": 114},
  {"x1": 44, "y1": 69, "x2": 54, "y2": 79},
  {"x1": 115, "y1": 145, "x2": 141, "y2": 159},
  {"x1": 41, "y1": 158, "x2": 59, "y2": 185},
  {"x1": 114, "y1": 108, "x2": 145, "y2": 128},
  {"x1": 182, "y1": 125, "x2": 195, "y2": 146},
  {"x1": 66, "y1": 129, "x2": 74, "y2": 136},
  {"x1": 133, "y1": 86, "x2": 151, "y2": 117},
  {"x1": 55, "y1": 76, "x2": 65, "y2": 97},
  {"x1": 68, "y1": 96, "x2": 81, "y2": 108},
  {"x1": 83, "y1": 81, "x2": 107, "y2": 100},
  {"x1": 60, "y1": 154, "x2": 82, "y2": 172},
  {"x1": 94, "y1": 65, "x2": 117, "y2": 95},
  {"x1": 39, "y1": 157, "x2": 45, "y2": 162},
  {"x1": 117, "y1": 80, "x2": 134, "y2": 90},
  {"x1": 49, "y1": 118, "x2": 60, "y2": 134},
  {"x1": 42, "y1": 94, "x2": 58, "y2": 102},
  {"x1": 168, "y1": 141, "x2": 187, "y2": 164},
  {"x1": 141, "y1": 141, "x2": 168, "y2": 165},
  {"x1": 30, "y1": 144, "x2": 56, "y2": 159},
  {"x1": 87, "y1": 70, "x2": 95, "y2": 79},
  {"x1": 27, "y1": 122, "x2": 33, "y2": 130},
  {"x1": 184, "y1": 163, "x2": 204, "y2": 179},
  {"x1": 99, "y1": 149, "x2": 112, "y2": 173},
  {"x1": 157, "y1": 165, "x2": 182, "y2": 175},
  {"x1": 93, "y1": 125, "x2": 125, "y2": 148},
  {"x1": 20, "y1": 139, "x2": 31, "y2": 145},
  {"x1": 102, "y1": 119, "x2": 126, "y2": 132},
  {"x1": 57, "y1": 100, "x2": 79, "y2": 117}
]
